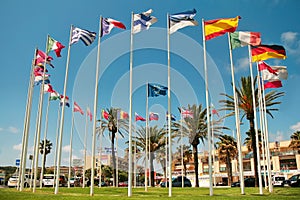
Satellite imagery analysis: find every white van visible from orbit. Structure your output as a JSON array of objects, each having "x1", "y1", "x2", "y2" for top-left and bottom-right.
[{"x1": 272, "y1": 175, "x2": 285, "y2": 187}]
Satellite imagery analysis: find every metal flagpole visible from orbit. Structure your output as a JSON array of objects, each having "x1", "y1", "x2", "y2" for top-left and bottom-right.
[
  {"x1": 202, "y1": 19, "x2": 213, "y2": 196},
  {"x1": 128, "y1": 11, "x2": 134, "y2": 197},
  {"x1": 19, "y1": 48, "x2": 36, "y2": 191},
  {"x1": 227, "y1": 33, "x2": 244, "y2": 194},
  {"x1": 167, "y1": 13, "x2": 172, "y2": 197},
  {"x1": 134, "y1": 120, "x2": 137, "y2": 188},
  {"x1": 181, "y1": 109, "x2": 184, "y2": 188},
  {"x1": 165, "y1": 134, "x2": 168, "y2": 188},
  {"x1": 211, "y1": 108, "x2": 216, "y2": 187},
  {"x1": 33, "y1": 35, "x2": 49, "y2": 193},
  {"x1": 90, "y1": 16, "x2": 102, "y2": 196},
  {"x1": 40, "y1": 94, "x2": 51, "y2": 188},
  {"x1": 247, "y1": 45, "x2": 263, "y2": 195},
  {"x1": 68, "y1": 109, "x2": 75, "y2": 188},
  {"x1": 55, "y1": 26, "x2": 73, "y2": 194},
  {"x1": 83, "y1": 106, "x2": 88, "y2": 189},
  {"x1": 53, "y1": 106, "x2": 61, "y2": 188},
  {"x1": 145, "y1": 83, "x2": 149, "y2": 191},
  {"x1": 116, "y1": 115, "x2": 119, "y2": 188},
  {"x1": 30, "y1": 106, "x2": 39, "y2": 190},
  {"x1": 257, "y1": 63, "x2": 273, "y2": 193}
]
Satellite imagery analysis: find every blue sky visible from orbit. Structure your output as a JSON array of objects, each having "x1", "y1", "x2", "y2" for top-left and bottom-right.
[{"x1": 0, "y1": 0, "x2": 299, "y2": 170}]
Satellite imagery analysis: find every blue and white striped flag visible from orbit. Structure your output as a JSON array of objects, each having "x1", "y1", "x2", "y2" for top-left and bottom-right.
[
  {"x1": 71, "y1": 27, "x2": 97, "y2": 46},
  {"x1": 169, "y1": 9, "x2": 198, "y2": 34},
  {"x1": 133, "y1": 9, "x2": 157, "y2": 34}
]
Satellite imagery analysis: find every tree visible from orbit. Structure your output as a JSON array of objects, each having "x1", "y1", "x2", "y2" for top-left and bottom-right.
[
  {"x1": 289, "y1": 131, "x2": 300, "y2": 154},
  {"x1": 96, "y1": 108, "x2": 128, "y2": 187},
  {"x1": 171, "y1": 104, "x2": 226, "y2": 187},
  {"x1": 175, "y1": 145, "x2": 192, "y2": 176},
  {"x1": 39, "y1": 139, "x2": 52, "y2": 173},
  {"x1": 133, "y1": 125, "x2": 166, "y2": 186},
  {"x1": 216, "y1": 134, "x2": 237, "y2": 186},
  {"x1": 220, "y1": 76, "x2": 284, "y2": 186}
]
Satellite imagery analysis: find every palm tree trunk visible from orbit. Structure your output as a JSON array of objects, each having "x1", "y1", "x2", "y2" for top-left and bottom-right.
[
  {"x1": 184, "y1": 163, "x2": 187, "y2": 176},
  {"x1": 43, "y1": 153, "x2": 47, "y2": 174},
  {"x1": 111, "y1": 132, "x2": 116, "y2": 187},
  {"x1": 249, "y1": 118, "x2": 259, "y2": 187},
  {"x1": 226, "y1": 150, "x2": 232, "y2": 186},
  {"x1": 150, "y1": 151, "x2": 155, "y2": 187},
  {"x1": 192, "y1": 144, "x2": 199, "y2": 187}
]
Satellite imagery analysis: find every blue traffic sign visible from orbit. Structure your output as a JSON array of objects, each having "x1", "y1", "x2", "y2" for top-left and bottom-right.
[{"x1": 16, "y1": 159, "x2": 20, "y2": 166}]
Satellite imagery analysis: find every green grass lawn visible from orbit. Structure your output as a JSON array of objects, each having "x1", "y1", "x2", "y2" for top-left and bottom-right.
[{"x1": 1, "y1": 187, "x2": 300, "y2": 200}]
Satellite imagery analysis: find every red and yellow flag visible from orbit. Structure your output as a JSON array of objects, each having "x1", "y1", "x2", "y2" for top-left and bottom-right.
[
  {"x1": 204, "y1": 16, "x2": 240, "y2": 40},
  {"x1": 251, "y1": 45, "x2": 286, "y2": 62}
]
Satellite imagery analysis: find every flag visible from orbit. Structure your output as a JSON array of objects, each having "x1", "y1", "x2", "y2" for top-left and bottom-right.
[
  {"x1": 211, "y1": 104, "x2": 220, "y2": 117},
  {"x1": 204, "y1": 16, "x2": 240, "y2": 40},
  {"x1": 133, "y1": 9, "x2": 157, "y2": 34},
  {"x1": 148, "y1": 83, "x2": 168, "y2": 97},
  {"x1": 73, "y1": 102, "x2": 84, "y2": 115},
  {"x1": 135, "y1": 112, "x2": 146, "y2": 121},
  {"x1": 101, "y1": 18, "x2": 126, "y2": 37},
  {"x1": 230, "y1": 31, "x2": 261, "y2": 49},
  {"x1": 259, "y1": 62, "x2": 288, "y2": 80},
  {"x1": 35, "y1": 50, "x2": 54, "y2": 68},
  {"x1": 180, "y1": 108, "x2": 193, "y2": 118},
  {"x1": 264, "y1": 79, "x2": 282, "y2": 89},
  {"x1": 47, "y1": 36, "x2": 65, "y2": 57},
  {"x1": 87, "y1": 107, "x2": 92, "y2": 121},
  {"x1": 49, "y1": 91, "x2": 60, "y2": 101},
  {"x1": 102, "y1": 109, "x2": 109, "y2": 120},
  {"x1": 149, "y1": 112, "x2": 159, "y2": 121},
  {"x1": 34, "y1": 74, "x2": 50, "y2": 85},
  {"x1": 33, "y1": 66, "x2": 47, "y2": 76},
  {"x1": 60, "y1": 95, "x2": 70, "y2": 107},
  {"x1": 166, "y1": 112, "x2": 176, "y2": 121},
  {"x1": 43, "y1": 84, "x2": 54, "y2": 93},
  {"x1": 118, "y1": 110, "x2": 129, "y2": 119},
  {"x1": 169, "y1": 8, "x2": 198, "y2": 34},
  {"x1": 71, "y1": 27, "x2": 97, "y2": 46},
  {"x1": 251, "y1": 45, "x2": 286, "y2": 62}
]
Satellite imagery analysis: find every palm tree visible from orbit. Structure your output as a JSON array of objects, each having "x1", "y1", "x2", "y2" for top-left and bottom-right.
[
  {"x1": 39, "y1": 139, "x2": 52, "y2": 173},
  {"x1": 134, "y1": 125, "x2": 166, "y2": 186},
  {"x1": 216, "y1": 134, "x2": 237, "y2": 186},
  {"x1": 171, "y1": 104, "x2": 226, "y2": 187},
  {"x1": 220, "y1": 76, "x2": 284, "y2": 186},
  {"x1": 175, "y1": 145, "x2": 192, "y2": 176},
  {"x1": 289, "y1": 131, "x2": 300, "y2": 154},
  {"x1": 96, "y1": 108, "x2": 128, "y2": 187}
]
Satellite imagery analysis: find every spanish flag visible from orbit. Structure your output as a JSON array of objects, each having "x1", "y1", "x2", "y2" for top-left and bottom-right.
[
  {"x1": 251, "y1": 45, "x2": 286, "y2": 62},
  {"x1": 204, "y1": 16, "x2": 240, "y2": 40}
]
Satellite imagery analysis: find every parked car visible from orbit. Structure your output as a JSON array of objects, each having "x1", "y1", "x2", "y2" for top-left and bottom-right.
[
  {"x1": 69, "y1": 177, "x2": 80, "y2": 187},
  {"x1": 231, "y1": 177, "x2": 256, "y2": 187},
  {"x1": 160, "y1": 176, "x2": 192, "y2": 187},
  {"x1": 272, "y1": 175, "x2": 285, "y2": 187},
  {"x1": 118, "y1": 181, "x2": 128, "y2": 187},
  {"x1": 284, "y1": 174, "x2": 300, "y2": 187},
  {"x1": 8, "y1": 174, "x2": 30, "y2": 188},
  {"x1": 80, "y1": 177, "x2": 90, "y2": 187},
  {"x1": 42, "y1": 174, "x2": 67, "y2": 187}
]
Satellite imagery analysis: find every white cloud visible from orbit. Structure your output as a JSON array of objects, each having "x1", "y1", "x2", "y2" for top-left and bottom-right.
[
  {"x1": 62, "y1": 145, "x2": 71, "y2": 153},
  {"x1": 0, "y1": 128, "x2": 4, "y2": 132},
  {"x1": 13, "y1": 143, "x2": 22, "y2": 151},
  {"x1": 290, "y1": 122, "x2": 300, "y2": 131},
  {"x1": 235, "y1": 57, "x2": 249, "y2": 72},
  {"x1": 8, "y1": 126, "x2": 20, "y2": 134},
  {"x1": 281, "y1": 32, "x2": 298, "y2": 44},
  {"x1": 281, "y1": 32, "x2": 300, "y2": 61}
]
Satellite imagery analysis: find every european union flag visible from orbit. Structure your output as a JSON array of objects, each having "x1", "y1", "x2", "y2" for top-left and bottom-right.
[{"x1": 148, "y1": 83, "x2": 168, "y2": 97}]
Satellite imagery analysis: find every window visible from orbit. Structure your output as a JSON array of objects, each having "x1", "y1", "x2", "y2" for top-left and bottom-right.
[{"x1": 219, "y1": 167, "x2": 226, "y2": 172}]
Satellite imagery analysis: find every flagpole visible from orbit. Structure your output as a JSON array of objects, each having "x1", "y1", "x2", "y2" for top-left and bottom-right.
[
  {"x1": 227, "y1": 33, "x2": 244, "y2": 194},
  {"x1": 31, "y1": 110, "x2": 39, "y2": 190},
  {"x1": 40, "y1": 94, "x2": 51, "y2": 188},
  {"x1": 145, "y1": 83, "x2": 149, "y2": 191},
  {"x1": 165, "y1": 133, "x2": 167, "y2": 188},
  {"x1": 202, "y1": 19, "x2": 213, "y2": 196},
  {"x1": 247, "y1": 45, "x2": 263, "y2": 195},
  {"x1": 83, "y1": 106, "x2": 88, "y2": 189},
  {"x1": 128, "y1": 11, "x2": 134, "y2": 197},
  {"x1": 19, "y1": 48, "x2": 37, "y2": 191},
  {"x1": 134, "y1": 120, "x2": 137, "y2": 188},
  {"x1": 211, "y1": 108, "x2": 216, "y2": 187},
  {"x1": 167, "y1": 13, "x2": 172, "y2": 197},
  {"x1": 33, "y1": 35, "x2": 50, "y2": 193},
  {"x1": 55, "y1": 25, "x2": 73, "y2": 194},
  {"x1": 180, "y1": 108, "x2": 184, "y2": 187},
  {"x1": 68, "y1": 109, "x2": 75, "y2": 188},
  {"x1": 53, "y1": 105, "x2": 61, "y2": 188},
  {"x1": 116, "y1": 115, "x2": 119, "y2": 188},
  {"x1": 90, "y1": 16, "x2": 102, "y2": 196},
  {"x1": 99, "y1": 120, "x2": 103, "y2": 188},
  {"x1": 257, "y1": 63, "x2": 273, "y2": 193}
]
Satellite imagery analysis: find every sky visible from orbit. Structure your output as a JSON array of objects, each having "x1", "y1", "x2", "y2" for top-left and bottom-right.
[{"x1": 0, "y1": 0, "x2": 299, "y2": 171}]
